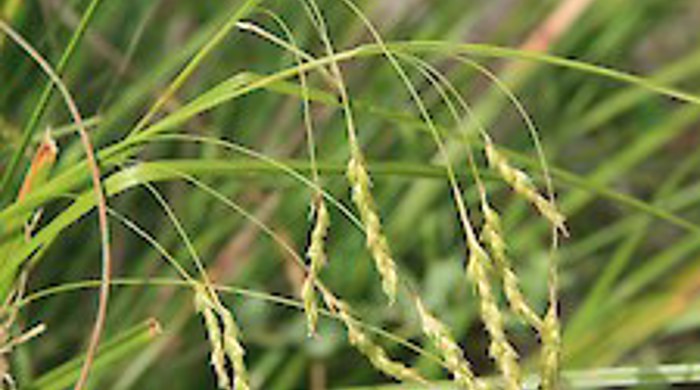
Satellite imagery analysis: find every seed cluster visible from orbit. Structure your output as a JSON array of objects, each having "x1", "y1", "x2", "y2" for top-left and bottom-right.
[
  {"x1": 415, "y1": 297, "x2": 484, "y2": 390},
  {"x1": 481, "y1": 203, "x2": 543, "y2": 330},
  {"x1": 347, "y1": 150, "x2": 398, "y2": 304},
  {"x1": 332, "y1": 298, "x2": 426, "y2": 384},
  {"x1": 466, "y1": 241, "x2": 522, "y2": 390},
  {"x1": 302, "y1": 197, "x2": 331, "y2": 335},
  {"x1": 195, "y1": 285, "x2": 249, "y2": 390},
  {"x1": 484, "y1": 141, "x2": 566, "y2": 234}
]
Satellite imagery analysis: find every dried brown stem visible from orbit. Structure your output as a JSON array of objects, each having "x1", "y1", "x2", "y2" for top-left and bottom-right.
[{"x1": 0, "y1": 19, "x2": 112, "y2": 390}]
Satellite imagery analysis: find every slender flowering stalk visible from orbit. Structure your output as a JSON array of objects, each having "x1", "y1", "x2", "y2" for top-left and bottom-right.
[
  {"x1": 466, "y1": 241, "x2": 521, "y2": 390},
  {"x1": 483, "y1": 139, "x2": 564, "y2": 388},
  {"x1": 481, "y1": 203, "x2": 543, "y2": 331},
  {"x1": 414, "y1": 297, "x2": 484, "y2": 390},
  {"x1": 328, "y1": 296, "x2": 426, "y2": 384},
  {"x1": 347, "y1": 149, "x2": 398, "y2": 303},
  {"x1": 277, "y1": 8, "x2": 334, "y2": 337},
  {"x1": 484, "y1": 140, "x2": 566, "y2": 234},
  {"x1": 220, "y1": 307, "x2": 250, "y2": 390},
  {"x1": 302, "y1": 196, "x2": 330, "y2": 335},
  {"x1": 302, "y1": 0, "x2": 399, "y2": 304},
  {"x1": 540, "y1": 282, "x2": 562, "y2": 389},
  {"x1": 195, "y1": 285, "x2": 250, "y2": 390},
  {"x1": 195, "y1": 288, "x2": 230, "y2": 390}
]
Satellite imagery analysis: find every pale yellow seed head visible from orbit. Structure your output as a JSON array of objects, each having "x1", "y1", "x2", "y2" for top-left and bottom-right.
[
  {"x1": 415, "y1": 297, "x2": 482, "y2": 389},
  {"x1": 481, "y1": 203, "x2": 543, "y2": 331},
  {"x1": 302, "y1": 197, "x2": 330, "y2": 336},
  {"x1": 466, "y1": 247, "x2": 522, "y2": 390},
  {"x1": 540, "y1": 308, "x2": 561, "y2": 390},
  {"x1": 484, "y1": 143, "x2": 566, "y2": 234},
  {"x1": 334, "y1": 299, "x2": 426, "y2": 384},
  {"x1": 301, "y1": 278, "x2": 319, "y2": 336},
  {"x1": 195, "y1": 288, "x2": 230, "y2": 389},
  {"x1": 347, "y1": 154, "x2": 398, "y2": 303},
  {"x1": 220, "y1": 309, "x2": 250, "y2": 390},
  {"x1": 195, "y1": 285, "x2": 251, "y2": 390}
]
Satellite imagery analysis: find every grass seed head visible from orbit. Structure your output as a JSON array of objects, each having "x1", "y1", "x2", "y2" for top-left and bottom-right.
[
  {"x1": 540, "y1": 307, "x2": 562, "y2": 390},
  {"x1": 415, "y1": 297, "x2": 483, "y2": 390},
  {"x1": 302, "y1": 198, "x2": 331, "y2": 335},
  {"x1": 195, "y1": 289, "x2": 230, "y2": 390},
  {"x1": 220, "y1": 309, "x2": 250, "y2": 390},
  {"x1": 195, "y1": 285, "x2": 250, "y2": 390},
  {"x1": 347, "y1": 153, "x2": 398, "y2": 303},
  {"x1": 466, "y1": 248, "x2": 521, "y2": 390},
  {"x1": 481, "y1": 203, "x2": 543, "y2": 330},
  {"x1": 484, "y1": 142, "x2": 566, "y2": 234},
  {"x1": 334, "y1": 299, "x2": 426, "y2": 384}
]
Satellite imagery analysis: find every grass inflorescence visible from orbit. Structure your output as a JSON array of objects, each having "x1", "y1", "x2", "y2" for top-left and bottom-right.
[{"x1": 2, "y1": 0, "x2": 700, "y2": 389}]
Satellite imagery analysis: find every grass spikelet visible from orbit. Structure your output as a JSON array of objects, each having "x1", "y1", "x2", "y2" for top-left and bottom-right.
[
  {"x1": 332, "y1": 298, "x2": 426, "y2": 384},
  {"x1": 194, "y1": 285, "x2": 250, "y2": 390},
  {"x1": 347, "y1": 151, "x2": 398, "y2": 303},
  {"x1": 540, "y1": 306, "x2": 561, "y2": 390},
  {"x1": 220, "y1": 306, "x2": 251, "y2": 390},
  {"x1": 302, "y1": 196, "x2": 330, "y2": 335},
  {"x1": 466, "y1": 243, "x2": 521, "y2": 390},
  {"x1": 414, "y1": 297, "x2": 483, "y2": 390},
  {"x1": 481, "y1": 203, "x2": 543, "y2": 330},
  {"x1": 301, "y1": 0, "x2": 398, "y2": 305},
  {"x1": 194, "y1": 287, "x2": 230, "y2": 390},
  {"x1": 484, "y1": 140, "x2": 567, "y2": 234}
]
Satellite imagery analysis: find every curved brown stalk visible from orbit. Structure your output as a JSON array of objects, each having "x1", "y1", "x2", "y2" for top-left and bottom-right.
[{"x1": 0, "y1": 19, "x2": 112, "y2": 390}]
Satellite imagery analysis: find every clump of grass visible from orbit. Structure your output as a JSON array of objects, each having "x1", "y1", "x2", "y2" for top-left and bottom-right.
[{"x1": 7, "y1": 0, "x2": 700, "y2": 389}]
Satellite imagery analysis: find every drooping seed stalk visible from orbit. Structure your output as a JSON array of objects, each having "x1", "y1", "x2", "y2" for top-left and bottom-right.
[
  {"x1": 194, "y1": 285, "x2": 250, "y2": 390},
  {"x1": 347, "y1": 151, "x2": 398, "y2": 303},
  {"x1": 195, "y1": 288, "x2": 230, "y2": 390},
  {"x1": 466, "y1": 241, "x2": 522, "y2": 390},
  {"x1": 481, "y1": 203, "x2": 543, "y2": 331},
  {"x1": 302, "y1": 197, "x2": 330, "y2": 335},
  {"x1": 484, "y1": 140, "x2": 566, "y2": 234},
  {"x1": 272, "y1": 10, "x2": 335, "y2": 336},
  {"x1": 415, "y1": 297, "x2": 484, "y2": 390},
  {"x1": 330, "y1": 297, "x2": 427, "y2": 384},
  {"x1": 303, "y1": 0, "x2": 399, "y2": 303}
]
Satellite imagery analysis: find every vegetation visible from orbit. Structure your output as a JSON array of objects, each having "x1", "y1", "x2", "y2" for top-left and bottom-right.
[{"x1": 1, "y1": 0, "x2": 700, "y2": 388}]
